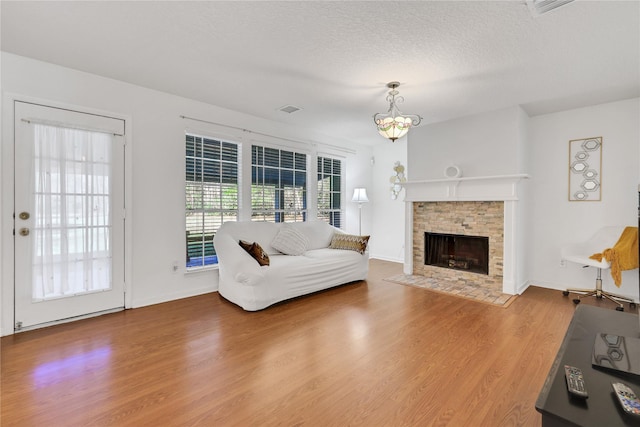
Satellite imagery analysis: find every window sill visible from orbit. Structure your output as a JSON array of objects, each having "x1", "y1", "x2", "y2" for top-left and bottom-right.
[{"x1": 185, "y1": 264, "x2": 219, "y2": 275}]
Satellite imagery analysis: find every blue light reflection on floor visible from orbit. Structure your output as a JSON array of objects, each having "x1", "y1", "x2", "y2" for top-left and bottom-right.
[{"x1": 32, "y1": 346, "x2": 111, "y2": 389}]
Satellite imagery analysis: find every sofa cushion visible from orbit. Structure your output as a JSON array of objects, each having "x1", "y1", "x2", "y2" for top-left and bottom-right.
[
  {"x1": 239, "y1": 240, "x2": 270, "y2": 266},
  {"x1": 271, "y1": 226, "x2": 310, "y2": 255},
  {"x1": 289, "y1": 221, "x2": 335, "y2": 250},
  {"x1": 328, "y1": 233, "x2": 370, "y2": 254}
]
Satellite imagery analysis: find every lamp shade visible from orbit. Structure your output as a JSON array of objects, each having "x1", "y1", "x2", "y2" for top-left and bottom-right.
[
  {"x1": 352, "y1": 188, "x2": 369, "y2": 203},
  {"x1": 376, "y1": 116, "x2": 412, "y2": 141}
]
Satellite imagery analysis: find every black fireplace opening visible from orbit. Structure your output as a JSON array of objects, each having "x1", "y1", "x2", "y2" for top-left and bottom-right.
[{"x1": 424, "y1": 232, "x2": 489, "y2": 275}]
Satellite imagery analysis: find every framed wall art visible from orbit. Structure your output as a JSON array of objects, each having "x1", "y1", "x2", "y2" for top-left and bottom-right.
[{"x1": 568, "y1": 137, "x2": 602, "y2": 201}]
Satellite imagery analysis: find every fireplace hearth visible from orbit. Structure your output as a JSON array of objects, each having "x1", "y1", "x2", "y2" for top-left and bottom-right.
[{"x1": 424, "y1": 232, "x2": 489, "y2": 275}]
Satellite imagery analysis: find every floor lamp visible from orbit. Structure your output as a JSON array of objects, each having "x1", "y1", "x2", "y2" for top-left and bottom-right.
[{"x1": 352, "y1": 188, "x2": 369, "y2": 235}]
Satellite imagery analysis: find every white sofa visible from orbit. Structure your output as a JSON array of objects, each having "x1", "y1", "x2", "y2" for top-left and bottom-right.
[{"x1": 213, "y1": 220, "x2": 369, "y2": 311}]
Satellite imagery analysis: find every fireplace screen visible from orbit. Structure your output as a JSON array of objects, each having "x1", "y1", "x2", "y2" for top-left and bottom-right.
[{"x1": 424, "y1": 232, "x2": 489, "y2": 275}]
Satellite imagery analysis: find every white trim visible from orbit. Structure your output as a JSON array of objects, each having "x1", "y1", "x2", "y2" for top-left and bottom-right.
[
  {"x1": 370, "y1": 255, "x2": 404, "y2": 264},
  {"x1": 503, "y1": 201, "x2": 517, "y2": 295},
  {"x1": 185, "y1": 264, "x2": 219, "y2": 274},
  {"x1": 403, "y1": 174, "x2": 530, "y2": 202},
  {"x1": 403, "y1": 205, "x2": 414, "y2": 275},
  {"x1": 184, "y1": 127, "x2": 243, "y2": 146},
  {"x1": 131, "y1": 285, "x2": 217, "y2": 309},
  {"x1": 1, "y1": 93, "x2": 133, "y2": 336},
  {"x1": 14, "y1": 307, "x2": 124, "y2": 333},
  {"x1": 20, "y1": 117, "x2": 124, "y2": 136},
  {"x1": 316, "y1": 154, "x2": 344, "y2": 229},
  {"x1": 250, "y1": 144, "x2": 308, "y2": 223},
  {"x1": 402, "y1": 173, "x2": 529, "y2": 296},
  {"x1": 316, "y1": 150, "x2": 347, "y2": 160},
  {"x1": 185, "y1": 132, "x2": 240, "y2": 270},
  {"x1": 247, "y1": 136, "x2": 313, "y2": 156},
  {"x1": 517, "y1": 280, "x2": 533, "y2": 295}
]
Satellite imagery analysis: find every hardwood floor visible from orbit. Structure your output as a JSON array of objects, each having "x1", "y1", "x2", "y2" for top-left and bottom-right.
[{"x1": 1, "y1": 260, "x2": 630, "y2": 426}]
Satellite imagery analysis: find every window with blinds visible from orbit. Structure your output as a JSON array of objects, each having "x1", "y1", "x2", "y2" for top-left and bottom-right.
[
  {"x1": 317, "y1": 156, "x2": 342, "y2": 228},
  {"x1": 185, "y1": 133, "x2": 239, "y2": 268},
  {"x1": 251, "y1": 145, "x2": 307, "y2": 222}
]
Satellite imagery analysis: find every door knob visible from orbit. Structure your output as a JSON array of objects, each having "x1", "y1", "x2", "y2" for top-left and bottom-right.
[
  {"x1": 19, "y1": 212, "x2": 30, "y2": 220},
  {"x1": 19, "y1": 228, "x2": 29, "y2": 236}
]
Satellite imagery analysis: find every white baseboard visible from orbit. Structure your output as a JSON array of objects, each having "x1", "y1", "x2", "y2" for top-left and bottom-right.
[
  {"x1": 528, "y1": 279, "x2": 567, "y2": 291},
  {"x1": 369, "y1": 255, "x2": 404, "y2": 264},
  {"x1": 132, "y1": 285, "x2": 217, "y2": 309},
  {"x1": 516, "y1": 280, "x2": 532, "y2": 295}
]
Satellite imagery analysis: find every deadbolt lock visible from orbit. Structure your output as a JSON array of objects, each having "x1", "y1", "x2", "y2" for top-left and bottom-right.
[
  {"x1": 19, "y1": 212, "x2": 30, "y2": 220},
  {"x1": 19, "y1": 228, "x2": 29, "y2": 236}
]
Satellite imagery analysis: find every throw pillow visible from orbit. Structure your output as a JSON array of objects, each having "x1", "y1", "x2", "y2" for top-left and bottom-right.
[
  {"x1": 239, "y1": 240, "x2": 270, "y2": 266},
  {"x1": 328, "y1": 233, "x2": 370, "y2": 254},
  {"x1": 271, "y1": 226, "x2": 309, "y2": 256}
]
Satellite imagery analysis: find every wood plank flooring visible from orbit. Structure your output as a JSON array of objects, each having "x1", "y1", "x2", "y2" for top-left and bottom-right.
[{"x1": 1, "y1": 260, "x2": 630, "y2": 426}]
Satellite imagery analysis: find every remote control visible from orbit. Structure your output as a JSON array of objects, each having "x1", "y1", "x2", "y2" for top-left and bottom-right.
[
  {"x1": 564, "y1": 365, "x2": 588, "y2": 398},
  {"x1": 612, "y1": 382, "x2": 640, "y2": 416}
]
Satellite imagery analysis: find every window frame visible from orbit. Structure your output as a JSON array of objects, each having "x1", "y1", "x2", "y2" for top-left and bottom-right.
[
  {"x1": 185, "y1": 132, "x2": 240, "y2": 270},
  {"x1": 316, "y1": 155, "x2": 343, "y2": 229},
  {"x1": 250, "y1": 144, "x2": 307, "y2": 223}
]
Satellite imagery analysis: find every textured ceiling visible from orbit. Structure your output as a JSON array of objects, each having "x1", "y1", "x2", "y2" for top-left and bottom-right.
[{"x1": 2, "y1": 1, "x2": 639, "y2": 147}]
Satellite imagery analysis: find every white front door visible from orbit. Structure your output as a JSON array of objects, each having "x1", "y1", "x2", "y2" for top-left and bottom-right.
[{"x1": 14, "y1": 101, "x2": 126, "y2": 330}]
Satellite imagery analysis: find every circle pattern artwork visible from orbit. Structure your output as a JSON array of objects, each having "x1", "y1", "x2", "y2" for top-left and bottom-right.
[{"x1": 569, "y1": 137, "x2": 601, "y2": 201}]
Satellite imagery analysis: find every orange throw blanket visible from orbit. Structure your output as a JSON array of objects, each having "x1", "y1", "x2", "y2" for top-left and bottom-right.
[{"x1": 589, "y1": 226, "x2": 639, "y2": 287}]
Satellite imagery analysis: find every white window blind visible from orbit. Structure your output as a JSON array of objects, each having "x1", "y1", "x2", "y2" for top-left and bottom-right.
[
  {"x1": 185, "y1": 133, "x2": 239, "y2": 268},
  {"x1": 317, "y1": 156, "x2": 342, "y2": 228},
  {"x1": 251, "y1": 145, "x2": 307, "y2": 222}
]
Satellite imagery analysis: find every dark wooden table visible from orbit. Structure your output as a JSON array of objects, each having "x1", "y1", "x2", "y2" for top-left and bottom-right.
[{"x1": 536, "y1": 304, "x2": 640, "y2": 426}]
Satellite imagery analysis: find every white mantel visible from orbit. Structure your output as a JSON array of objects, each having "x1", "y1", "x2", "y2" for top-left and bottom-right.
[
  {"x1": 403, "y1": 174, "x2": 530, "y2": 295},
  {"x1": 403, "y1": 174, "x2": 529, "y2": 202}
]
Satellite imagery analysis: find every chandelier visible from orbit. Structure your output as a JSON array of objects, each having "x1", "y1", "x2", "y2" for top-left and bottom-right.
[{"x1": 373, "y1": 81, "x2": 422, "y2": 142}]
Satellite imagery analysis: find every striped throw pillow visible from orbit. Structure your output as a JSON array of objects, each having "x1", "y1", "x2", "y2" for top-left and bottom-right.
[{"x1": 328, "y1": 233, "x2": 370, "y2": 254}]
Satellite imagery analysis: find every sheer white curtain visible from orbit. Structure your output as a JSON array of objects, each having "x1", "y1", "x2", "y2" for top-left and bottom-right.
[{"x1": 32, "y1": 124, "x2": 113, "y2": 301}]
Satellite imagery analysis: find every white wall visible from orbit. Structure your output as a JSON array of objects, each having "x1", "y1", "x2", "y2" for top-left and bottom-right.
[
  {"x1": 528, "y1": 98, "x2": 640, "y2": 300},
  {"x1": 344, "y1": 148, "x2": 374, "y2": 237},
  {"x1": 369, "y1": 140, "x2": 407, "y2": 262},
  {"x1": 408, "y1": 106, "x2": 525, "y2": 180},
  {"x1": 1, "y1": 52, "x2": 373, "y2": 335}
]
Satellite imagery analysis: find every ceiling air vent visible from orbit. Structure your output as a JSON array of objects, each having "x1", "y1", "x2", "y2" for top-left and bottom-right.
[
  {"x1": 526, "y1": 0, "x2": 574, "y2": 16},
  {"x1": 278, "y1": 105, "x2": 302, "y2": 114}
]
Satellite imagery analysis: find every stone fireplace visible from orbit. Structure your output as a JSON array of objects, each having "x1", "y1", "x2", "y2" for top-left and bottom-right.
[
  {"x1": 403, "y1": 174, "x2": 528, "y2": 295},
  {"x1": 413, "y1": 201, "x2": 504, "y2": 291}
]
